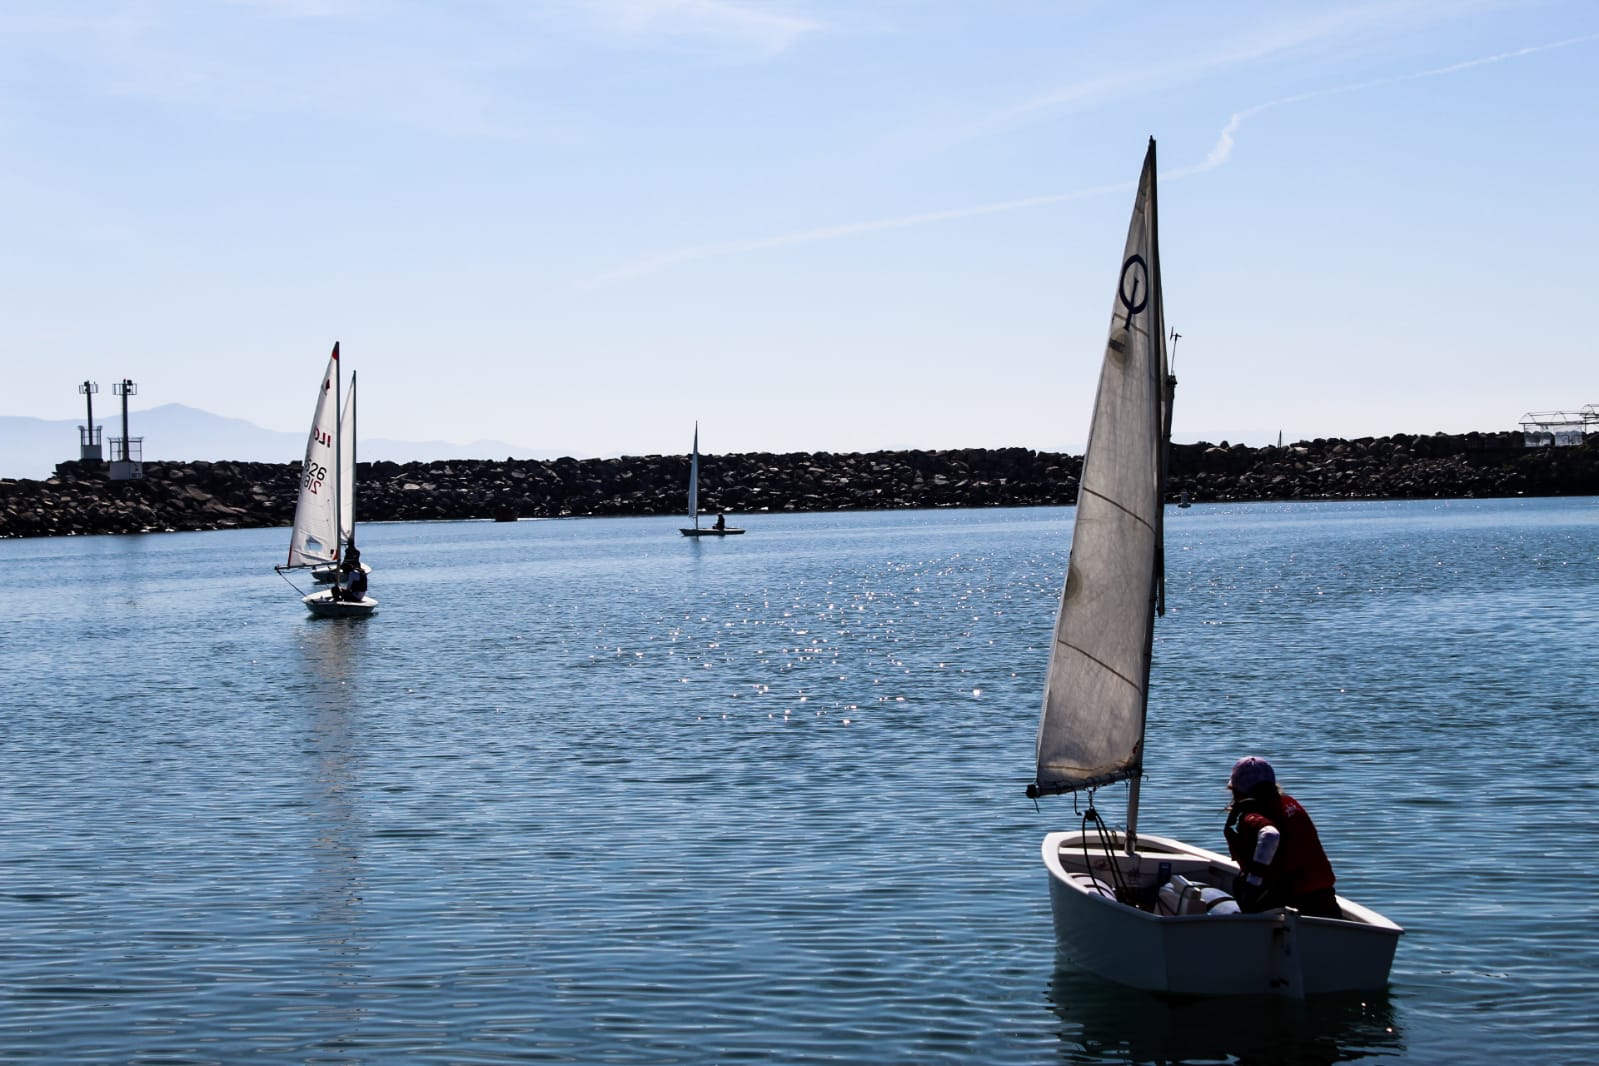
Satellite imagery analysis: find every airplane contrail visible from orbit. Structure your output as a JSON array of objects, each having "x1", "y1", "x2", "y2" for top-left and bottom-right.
[{"x1": 1179, "y1": 32, "x2": 1599, "y2": 177}]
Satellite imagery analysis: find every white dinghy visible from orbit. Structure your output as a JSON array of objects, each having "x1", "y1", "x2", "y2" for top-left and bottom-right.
[
  {"x1": 1027, "y1": 139, "x2": 1399, "y2": 997},
  {"x1": 276, "y1": 344, "x2": 377, "y2": 618}
]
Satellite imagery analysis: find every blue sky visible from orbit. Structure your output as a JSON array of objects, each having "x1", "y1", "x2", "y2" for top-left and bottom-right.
[{"x1": 2, "y1": 0, "x2": 1595, "y2": 460}]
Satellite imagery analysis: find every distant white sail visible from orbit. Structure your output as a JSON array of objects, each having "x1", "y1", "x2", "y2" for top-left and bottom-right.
[
  {"x1": 1034, "y1": 141, "x2": 1168, "y2": 795},
  {"x1": 285, "y1": 344, "x2": 342, "y2": 569},
  {"x1": 686, "y1": 422, "x2": 700, "y2": 528},
  {"x1": 338, "y1": 372, "x2": 357, "y2": 548}
]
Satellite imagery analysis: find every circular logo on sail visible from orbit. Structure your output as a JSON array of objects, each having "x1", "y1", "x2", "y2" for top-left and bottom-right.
[{"x1": 1119, "y1": 254, "x2": 1148, "y2": 329}]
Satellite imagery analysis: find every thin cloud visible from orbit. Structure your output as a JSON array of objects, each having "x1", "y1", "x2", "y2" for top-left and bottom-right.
[
  {"x1": 223, "y1": 0, "x2": 361, "y2": 16},
  {"x1": 597, "y1": 32, "x2": 1599, "y2": 284},
  {"x1": 580, "y1": 0, "x2": 822, "y2": 56},
  {"x1": 1, "y1": 1, "x2": 821, "y2": 139}
]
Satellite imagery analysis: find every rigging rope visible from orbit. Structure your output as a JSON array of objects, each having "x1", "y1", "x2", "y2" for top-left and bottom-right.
[
  {"x1": 1078, "y1": 799, "x2": 1134, "y2": 905},
  {"x1": 274, "y1": 566, "x2": 311, "y2": 596}
]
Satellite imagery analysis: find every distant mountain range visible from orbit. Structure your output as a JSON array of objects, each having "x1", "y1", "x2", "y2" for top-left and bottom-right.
[{"x1": 0, "y1": 404, "x2": 572, "y2": 481}]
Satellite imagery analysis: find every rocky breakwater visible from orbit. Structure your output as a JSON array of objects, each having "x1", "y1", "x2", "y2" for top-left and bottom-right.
[
  {"x1": 354, "y1": 446, "x2": 1069, "y2": 521},
  {"x1": 2, "y1": 433, "x2": 1596, "y2": 539},
  {"x1": 0, "y1": 459, "x2": 295, "y2": 538},
  {"x1": 1166, "y1": 431, "x2": 1599, "y2": 502}
]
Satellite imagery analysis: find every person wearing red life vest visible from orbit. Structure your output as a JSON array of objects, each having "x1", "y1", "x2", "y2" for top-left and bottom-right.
[{"x1": 1223, "y1": 756, "x2": 1341, "y2": 919}]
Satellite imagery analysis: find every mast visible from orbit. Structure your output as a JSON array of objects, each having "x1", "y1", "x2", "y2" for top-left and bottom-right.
[
  {"x1": 1126, "y1": 138, "x2": 1171, "y2": 852},
  {"x1": 333, "y1": 342, "x2": 343, "y2": 561},
  {"x1": 347, "y1": 370, "x2": 357, "y2": 549},
  {"x1": 351, "y1": 370, "x2": 357, "y2": 541}
]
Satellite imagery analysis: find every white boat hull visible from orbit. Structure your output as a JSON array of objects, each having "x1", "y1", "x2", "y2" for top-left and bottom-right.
[
  {"x1": 1043, "y1": 831, "x2": 1400, "y2": 997},
  {"x1": 303, "y1": 590, "x2": 378, "y2": 618},
  {"x1": 680, "y1": 527, "x2": 744, "y2": 537}
]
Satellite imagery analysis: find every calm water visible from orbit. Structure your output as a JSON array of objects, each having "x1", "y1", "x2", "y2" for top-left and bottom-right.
[{"x1": 4, "y1": 499, "x2": 1597, "y2": 1064}]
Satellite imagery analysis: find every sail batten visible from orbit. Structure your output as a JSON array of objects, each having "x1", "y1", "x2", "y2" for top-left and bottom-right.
[
  {"x1": 1034, "y1": 139, "x2": 1169, "y2": 800},
  {"x1": 1076, "y1": 485, "x2": 1159, "y2": 530},
  {"x1": 1053, "y1": 638, "x2": 1145, "y2": 694}
]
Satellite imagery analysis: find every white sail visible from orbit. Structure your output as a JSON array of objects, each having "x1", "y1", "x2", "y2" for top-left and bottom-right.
[
  {"x1": 285, "y1": 343, "x2": 342, "y2": 569},
  {"x1": 1034, "y1": 139, "x2": 1168, "y2": 797},
  {"x1": 686, "y1": 422, "x2": 700, "y2": 528},
  {"x1": 338, "y1": 371, "x2": 357, "y2": 548}
]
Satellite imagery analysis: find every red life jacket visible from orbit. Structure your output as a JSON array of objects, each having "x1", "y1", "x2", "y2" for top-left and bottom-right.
[{"x1": 1225, "y1": 791, "x2": 1335, "y2": 900}]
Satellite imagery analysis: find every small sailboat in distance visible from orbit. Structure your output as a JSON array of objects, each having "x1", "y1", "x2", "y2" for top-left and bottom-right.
[
  {"x1": 276, "y1": 343, "x2": 377, "y2": 618},
  {"x1": 1027, "y1": 139, "x2": 1399, "y2": 996},
  {"x1": 679, "y1": 422, "x2": 744, "y2": 537}
]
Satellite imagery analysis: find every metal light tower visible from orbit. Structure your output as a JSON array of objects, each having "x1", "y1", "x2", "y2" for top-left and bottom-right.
[
  {"x1": 109, "y1": 378, "x2": 144, "y2": 481},
  {"x1": 78, "y1": 380, "x2": 103, "y2": 461}
]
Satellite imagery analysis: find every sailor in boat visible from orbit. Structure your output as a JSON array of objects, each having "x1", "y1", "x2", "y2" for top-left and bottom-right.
[
  {"x1": 331, "y1": 543, "x2": 368, "y2": 603},
  {"x1": 714, "y1": 513, "x2": 726, "y2": 531},
  {"x1": 1222, "y1": 756, "x2": 1342, "y2": 919}
]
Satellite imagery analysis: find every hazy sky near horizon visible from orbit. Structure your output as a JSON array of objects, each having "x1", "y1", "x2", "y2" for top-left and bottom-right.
[{"x1": 2, "y1": 0, "x2": 1595, "y2": 459}]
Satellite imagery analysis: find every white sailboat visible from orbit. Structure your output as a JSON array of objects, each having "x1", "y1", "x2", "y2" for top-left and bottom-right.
[
  {"x1": 277, "y1": 343, "x2": 377, "y2": 618},
  {"x1": 679, "y1": 422, "x2": 744, "y2": 537},
  {"x1": 1028, "y1": 139, "x2": 1399, "y2": 997}
]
